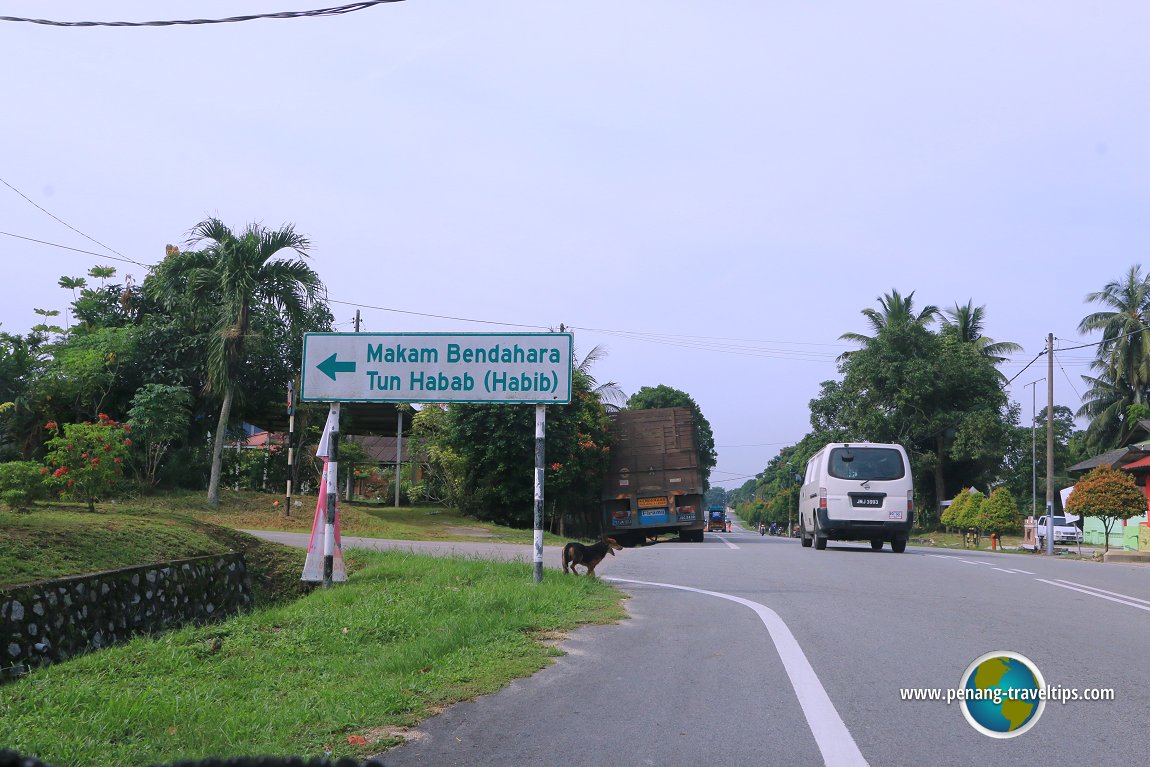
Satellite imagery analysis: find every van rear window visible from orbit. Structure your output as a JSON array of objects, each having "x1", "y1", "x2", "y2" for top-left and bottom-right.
[{"x1": 828, "y1": 447, "x2": 905, "y2": 481}]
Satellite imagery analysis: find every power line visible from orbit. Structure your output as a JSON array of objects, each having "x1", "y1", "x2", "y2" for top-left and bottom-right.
[
  {"x1": 327, "y1": 298, "x2": 549, "y2": 330},
  {"x1": 0, "y1": 1, "x2": 403, "y2": 28},
  {"x1": 0, "y1": 230, "x2": 149, "y2": 269},
  {"x1": 0, "y1": 175, "x2": 135, "y2": 264}
]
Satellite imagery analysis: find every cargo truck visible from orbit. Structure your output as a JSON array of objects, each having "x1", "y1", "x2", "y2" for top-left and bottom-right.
[
  {"x1": 705, "y1": 505, "x2": 730, "y2": 533},
  {"x1": 601, "y1": 407, "x2": 706, "y2": 546}
]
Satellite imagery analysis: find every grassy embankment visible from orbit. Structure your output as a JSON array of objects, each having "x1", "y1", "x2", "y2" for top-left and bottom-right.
[{"x1": 0, "y1": 492, "x2": 624, "y2": 765}]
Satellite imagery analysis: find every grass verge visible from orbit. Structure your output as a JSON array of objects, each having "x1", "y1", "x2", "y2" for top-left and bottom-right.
[{"x1": 0, "y1": 550, "x2": 625, "y2": 767}]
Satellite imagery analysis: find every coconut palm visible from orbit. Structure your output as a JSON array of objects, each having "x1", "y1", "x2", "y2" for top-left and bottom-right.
[
  {"x1": 1077, "y1": 363, "x2": 1136, "y2": 450},
  {"x1": 940, "y1": 300, "x2": 1023, "y2": 378},
  {"x1": 838, "y1": 288, "x2": 939, "y2": 361},
  {"x1": 147, "y1": 218, "x2": 324, "y2": 507},
  {"x1": 1078, "y1": 265, "x2": 1150, "y2": 406}
]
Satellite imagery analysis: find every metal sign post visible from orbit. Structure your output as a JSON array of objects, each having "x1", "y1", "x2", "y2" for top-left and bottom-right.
[
  {"x1": 533, "y1": 405, "x2": 546, "y2": 583},
  {"x1": 324, "y1": 402, "x2": 341, "y2": 587}
]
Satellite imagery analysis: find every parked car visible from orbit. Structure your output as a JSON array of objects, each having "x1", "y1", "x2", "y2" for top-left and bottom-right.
[{"x1": 1036, "y1": 515, "x2": 1083, "y2": 546}]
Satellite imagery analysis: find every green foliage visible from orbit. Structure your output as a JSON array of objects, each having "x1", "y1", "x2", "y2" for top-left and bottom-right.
[
  {"x1": 0, "y1": 550, "x2": 623, "y2": 766},
  {"x1": 128, "y1": 384, "x2": 193, "y2": 488},
  {"x1": 978, "y1": 487, "x2": 1021, "y2": 535},
  {"x1": 626, "y1": 384, "x2": 717, "y2": 487},
  {"x1": 408, "y1": 405, "x2": 463, "y2": 505},
  {"x1": 1077, "y1": 265, "x2": 1150, "y2": 451},
  {"x1": 446, "y1": 383, "x2": 612, "y2": 532},
  {"x1": 0, "y1": 460, "x2": 49, "y2": 510},
  {"x1": 42, "y1": 415, "x2": 132, "y2": 512},
  {"x1": 941, "y1": 488, "x2": 982, "y2": 530},
  {"x1": 1065, "y1": 465, "x2": 1146, "y2": 550}
]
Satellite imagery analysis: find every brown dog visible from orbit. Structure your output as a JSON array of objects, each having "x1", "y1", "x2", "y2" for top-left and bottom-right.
[{"x1": 562, "y1": 536, "x2": 623, "y2": 575}]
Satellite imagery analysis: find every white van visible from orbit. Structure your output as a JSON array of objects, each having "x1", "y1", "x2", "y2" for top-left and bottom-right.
[{"x1": 799, "y1": 443, "x2": 914, "y2": 553}]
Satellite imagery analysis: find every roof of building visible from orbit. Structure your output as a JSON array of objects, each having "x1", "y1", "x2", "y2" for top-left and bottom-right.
[{"x1": 1068, "y1": 446, "x2": 1149, "y2": 473}]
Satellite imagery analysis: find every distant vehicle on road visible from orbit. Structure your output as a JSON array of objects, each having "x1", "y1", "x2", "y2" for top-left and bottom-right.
[{"x1": 706, "y1": 506, "x2": 730, "y2": 533}]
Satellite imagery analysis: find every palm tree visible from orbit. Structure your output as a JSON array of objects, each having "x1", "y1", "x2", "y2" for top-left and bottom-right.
[
  {"x1": 1077, "y1": 363, "x2": 1135, "y2": 450},
  {"x1": 147, "y1": 218, "x2": 324, "y2": 507},
  {"x1": 1078, "y1": 265, "x2": 1150, "y2": 406},
  {"x1": 940, "y1": 300, "x2": 1023, "y2": 378},
  {"x1": 575, "y1": 344, "x2": 625, "y2": 411},
  {"x1": 838, "y1": 288, "x2": 939, "y2": 361}
]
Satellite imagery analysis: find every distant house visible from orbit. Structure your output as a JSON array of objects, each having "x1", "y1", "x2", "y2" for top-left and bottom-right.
[
  {"x1": 1066, "y1": 424, "x2": 1150, "y2": 550},
  {"x1": 346, "y1": 435, "x2": 426, "y2": 500}
]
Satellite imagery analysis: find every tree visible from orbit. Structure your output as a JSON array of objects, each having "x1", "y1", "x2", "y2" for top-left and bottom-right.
[
  {"x1": 1065, "y1": 466, "x2": 1146, "y2": 552},
  {"x1": 978, "y1": 487, "x2": 1022, "y2": 536},
  {"x1": 941, "y1": 300, "x2": 1022, "y2": 378},
  {"x1": 838, "y1": 288, "x2": 939, "y2": 361},
  {"x1": 127, "y1": 383, "x2": 193, "y2": 489},
  {"x1": 626, "y1": 384, "x2": 717, "y2": 487},
  {"x1": 144, "y1": 220, "x2": 324, "y2": 507},
  {"x1": 941, "y1": 487, "x2": 982, "y2": 531},
  {"x1": 1078, "y1": 265, "x2": 1150, "y2": 413}
]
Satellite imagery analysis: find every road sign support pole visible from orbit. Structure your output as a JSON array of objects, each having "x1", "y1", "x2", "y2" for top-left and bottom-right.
[
  {"x1": 533, "y1": 404, "x2": 546, "y2": 583},
  {"x1": 324, "y1": 402, "x2": 340, "y2": 588}
]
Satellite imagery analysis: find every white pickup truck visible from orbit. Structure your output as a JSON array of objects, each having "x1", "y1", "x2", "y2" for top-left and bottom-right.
[{"x1": 1036, "y1": 515, "x2": 1083, "y2": 547}]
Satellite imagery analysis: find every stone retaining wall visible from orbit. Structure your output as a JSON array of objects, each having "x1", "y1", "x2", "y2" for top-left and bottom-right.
[{"x1": 1, "y1": 553, "x2": 252, "y2": 680}]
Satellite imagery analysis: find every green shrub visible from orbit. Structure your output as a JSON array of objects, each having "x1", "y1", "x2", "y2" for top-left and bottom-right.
[
  {"x1": 978, "y1": 487, "x2": 1022, "y2": 535},
  {"x1": 0, "y1": 460, "x2": 50, "y2": 510}
]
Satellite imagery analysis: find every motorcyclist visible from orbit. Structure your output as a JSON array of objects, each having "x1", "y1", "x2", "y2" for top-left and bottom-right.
[{"x1": 759, "y1": 522, "x2": 766, "y2": 536}]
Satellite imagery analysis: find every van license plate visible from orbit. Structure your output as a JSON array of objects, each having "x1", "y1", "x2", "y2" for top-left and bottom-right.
[{"x1": 850, "y1": 494, "x2": 884, "y2": 507}]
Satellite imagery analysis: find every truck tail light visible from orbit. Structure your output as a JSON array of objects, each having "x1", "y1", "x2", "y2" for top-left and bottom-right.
[{"x1": 818, "y1": 488, "x2": 827, "y2": 510}]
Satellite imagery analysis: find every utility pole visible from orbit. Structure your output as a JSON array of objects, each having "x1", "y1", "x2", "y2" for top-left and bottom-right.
[{"x1": 1046, "y1": 333, "x2": 1055, "y2": 555}]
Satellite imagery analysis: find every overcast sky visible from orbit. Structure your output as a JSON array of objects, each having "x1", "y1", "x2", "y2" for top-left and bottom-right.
[{"x1": 2, "y1": 1, "x2": 1148, "y2": 489}]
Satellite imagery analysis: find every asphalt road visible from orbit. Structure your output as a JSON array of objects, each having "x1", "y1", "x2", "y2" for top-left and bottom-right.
[{"x1": 247, "y1": 526, "x2": 1150, "y2": 766}]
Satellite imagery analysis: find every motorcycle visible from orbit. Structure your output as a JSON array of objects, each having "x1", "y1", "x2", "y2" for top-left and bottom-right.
[{"x1": 759, "y1": 523, "x2": 766, "y2": 536}]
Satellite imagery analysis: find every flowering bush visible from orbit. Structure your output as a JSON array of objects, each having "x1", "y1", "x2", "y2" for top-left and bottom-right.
[{"x1": 43, "y1": 414, "x2": 132, "y2": 512}]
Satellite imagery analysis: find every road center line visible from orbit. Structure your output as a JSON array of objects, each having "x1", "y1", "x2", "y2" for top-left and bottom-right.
[
  {"x1": 1035, "y1": 579, "x2": 1150, "y2": 613},
  {"x1": 606, "y1": 577, "x2": 868, "y2": 767},
  {"x1": 712, "y1": 535, "x2": 739, "y2": 550}
]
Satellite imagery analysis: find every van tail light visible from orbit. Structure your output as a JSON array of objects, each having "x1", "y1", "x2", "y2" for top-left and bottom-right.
[
  {"x1": 818, "y1": 488, "x2": 827, "y2": 510},
  {"x1": 907, "y1": 490, "x2": 914, "y2": 513}
]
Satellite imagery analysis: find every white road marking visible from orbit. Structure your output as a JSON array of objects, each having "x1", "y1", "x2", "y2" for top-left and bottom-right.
[
  {"x1": 606, "y1": 577, "x2": 869, "y2": 767},
  {"x1": 1035, "y1": 579, "x2": 1150, "y2": 613},
  {"x1": 713, "y1": 535, "x2": 739, "y2": 550},
  {"x1": 1006, "y1": 568, "x2": 1035, "y2": 574},
  {"x1": 991, "y1": 568, "x2": 1016, "y2": 573},
  {"x1": 1051, "y1": 579, "x2": 1150, "y2": 607}
]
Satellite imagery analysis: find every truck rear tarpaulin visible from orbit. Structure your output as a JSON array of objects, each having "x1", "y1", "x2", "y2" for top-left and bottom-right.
[{"x1": 601, "y1": 407, "x2": 706, "y2": 546}]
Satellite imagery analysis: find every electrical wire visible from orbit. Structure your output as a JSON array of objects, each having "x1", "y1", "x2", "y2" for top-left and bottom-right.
[
  {"x1": 0, "y1": 1, "x2": 403, "y2": 28},
  {"x1": 0, "y1": 175, "x2": 139, "y2": 265},
  {"x1": 0, "y1": 230, "x2": 147, "y2": 268}
]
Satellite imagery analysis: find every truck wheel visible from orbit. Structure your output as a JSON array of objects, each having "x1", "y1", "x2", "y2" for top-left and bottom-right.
[
  {"x1": 800, "y1": 519, "x2": 812, "y2": 548},
  {"x1": 891, "y1": 538, "x2": 907, "y2": 553},
  {"x1": 870, "y1": 539, "x2": 883, "y2": 551},
  {"x1": 814, "y1": 518, "x2": 827, "y2": 550}
]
